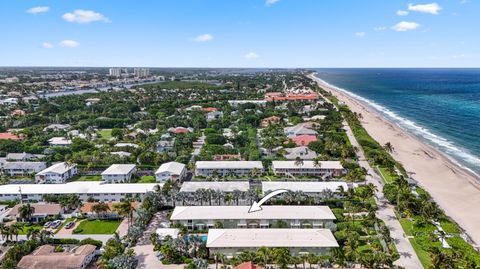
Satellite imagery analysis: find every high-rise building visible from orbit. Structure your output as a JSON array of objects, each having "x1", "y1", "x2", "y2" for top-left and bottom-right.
[
  {"x1": 109, "y1": 68, "x2": 122, "y2": 77},
  {"x1": 134, "y1": 68, "x2": 150, "y2": 78}
]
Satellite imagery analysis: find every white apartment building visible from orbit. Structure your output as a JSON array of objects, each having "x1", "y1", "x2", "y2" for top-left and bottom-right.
[
  {"x1": 109, "y1": 68, "x2": 122, "y2": 77},
  {"x1": 155, "y1": 162, "x2": 186, "y2": 182},
  {"x1": 134, "y1": 68, "x2": 150, "y2": 77},
  {"x1": 195, "y1": 161, "x2": 264, "y2": 177},
  {"x1": 3, "y1": 162, "x2": 46, "y2": 176},
  {"x1": 101, "y1": 164, "x2": 137, "y2": 183},
  {"x1": 35, "y1": 162, "x2": 77, "y2": 184},
  {"x1": 271, "y1": 161, "x2": 346, "y2": 177}
]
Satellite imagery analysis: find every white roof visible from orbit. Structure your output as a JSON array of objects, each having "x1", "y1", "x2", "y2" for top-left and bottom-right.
[
  {"x1": 195, "y1": 161, "x2": 263, "y2": 170},
  {"x1": 37, "y1": 162, "x2": 75, "y2": 175},
  {"x1": 156, "y1": 228, "x2": 180, "y2": 240},
  {"x1": 284, "y1": 125, "x2": 317, "y2": 136},
  {"x1": 101, "y1": 164, "x2": 136, "y2": 175},
  {"x1": 171, "y1": 206, "x2": 335, "y2": 220},
  {"x1": 155, "y1": 162, "x2": 185, "y2": 175},
  {"x1": 0, "y1": 182, "x2": 161, "y2": 195},
  {"x1": 180, "y1": 181, "x2": 249, "y2": 193},
  {"x1": 262, "y1": 181, "x2": 348, "y2": 193},
  {"x1": 114, "y1": 143, "x2": 139, "y2": 148},
  {"x1": 48, "y1": 137, "x2": 72, "y2": 145},
  {"x1": 4, "y1": 161, "x2": 45, "y2": 170},
  {"x1": 207, "y1": 229, "x2": 338, "y2": 248},
  {"x1": 272, "y1": 161, "x2": 344, "y2": 170}
]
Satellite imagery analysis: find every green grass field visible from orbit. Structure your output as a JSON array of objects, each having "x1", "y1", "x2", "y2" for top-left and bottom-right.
[
  {"x1": 77, "y1": 175, "x2": 102, "y2": 181},
  {"x1": 377, "y1": 166, "x2": 397, "y2": 184},
  {"x1": 73, "y1": 219, "x2": 122, "y2": 234},
  {"x1": 16, "y1": 223, "x2": 43, "y2": 235},
  {"x1": 98, "y1": 129, "x2": 113, "y2": 139},
  {"x1": 138, "y1": 175, "x2": 156, "y2": 183}
]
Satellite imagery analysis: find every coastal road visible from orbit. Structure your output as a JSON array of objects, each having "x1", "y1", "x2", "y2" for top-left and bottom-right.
[{"x1": 343, "y1": 121, "x2": 423, "y2": 268}]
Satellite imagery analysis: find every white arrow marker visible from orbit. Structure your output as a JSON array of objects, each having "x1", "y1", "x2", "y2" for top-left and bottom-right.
[{"x1": 248, "y1": 189, "x2": 289, "y2": 213}]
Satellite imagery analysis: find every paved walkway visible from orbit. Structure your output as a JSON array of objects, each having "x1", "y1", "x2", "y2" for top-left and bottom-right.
[{"x1": 343, "y1": 121, "x2": 423, "y2": 268}]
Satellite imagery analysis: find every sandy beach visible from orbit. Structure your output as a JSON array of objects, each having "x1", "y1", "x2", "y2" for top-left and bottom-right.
[{"x1": 309, "y1": 74, "x2": 480, "y2": 247}]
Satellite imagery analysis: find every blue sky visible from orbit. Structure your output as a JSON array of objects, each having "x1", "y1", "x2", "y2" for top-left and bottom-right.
[{"x1": 0, "y1": 0, "x2": 479, "y2": 67}]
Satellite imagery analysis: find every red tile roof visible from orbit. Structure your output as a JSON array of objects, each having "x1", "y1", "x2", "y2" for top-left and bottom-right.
[
  {"x1": 287, "y1": 135, "x2": 317, "y2": 146},
  {"x1": 201, "y1": 107, "x2": 218, "y2": 112},
  {"x1": 0, "y1": 132, "x2": 22, "y2": 140},
  {"x1": 233, "y1": 262, "x2": 264, "y2": 269}
]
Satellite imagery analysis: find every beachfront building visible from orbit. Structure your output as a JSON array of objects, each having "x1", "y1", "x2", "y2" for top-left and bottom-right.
[
  {"x1": 179, "y1": 181, "x2": 251, "y2": 205},
  {"x1": 271, "y1": 161, "x2": 346, "y2": 177},
  {"x1": 155, "y1": 161, "x2": 186, "y2": 182},
  {"x1": 262, "y1": 181, "x2": 348, "y2": 197},
  {"x1": 284, "y1": 124, "x2": 317, "y2": 137},
  {"x1": 170, "y1": 206, "x2": 336, "y2": 230},
  {"x1": 207, "y1": 229, "x2": 338, "y2": 257},
  {"x1": 17, "y1": 244, "x2": 96, "y2": 269},
  {"x1": 0, "y1": 182, "x2": 161, "y2": 203},
  {"x1": 7, "y1": 203, "x2": 63, "y2": 223},
  {"x1": 284, "y1": 146, "x2": 318, "y2": 160},
  {"x1": 101, "y1": 164, "x2": 137, "y2": 183},
  {"x1": 195, "y1": 161, "x2": 264, "y2": 178},
  {"x1": 3, "y1": 161, "x2": 46, "y2": 176},
  {"x1": 35, "y1": 162, "x2": 77, "y2": 184}
]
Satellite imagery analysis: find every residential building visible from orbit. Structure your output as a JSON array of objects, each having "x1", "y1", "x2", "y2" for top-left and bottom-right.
[
  {"x1": 168, "y1": 127, "x2": 193, "y2": 134},
  {"x1": 0, "y1": 132, "x2": 22, "y2": 141},
  {"x1": 17, "y1": 244, "x2": 96, "y2": 269},
  {"x1": 3, "y1": 161, "x2": 46, "y2": 176},
  {"x1": 43, "y1": 124, "x2": 71, "y2": 132},
  {"x1": 156, "y1": 137, "x2": 175, "y2": 153},
  {"x1": 228, "y1": 100, "x2": 267, "y2": 107},
  {"x1": 7, "y1": 203, "x2": 62, "y2": 222},
  {"x1": 234, "y1": 262, "x2": 263, "y2": 269},
  {"x1": 271, "y1": 161, "x2": 346, "y2": 177},
  {"x1": 109, "y1": 68, "x2": 122, "y2": 77},
  {"x1": 134, "y1": 68, "x2": 150, "y2": 77},
  {"x1": 284, "y1": 124, "x2": 317, "y2": 137},
  {"x1": 170, "y1": 205, "x2": 335, "y2": 230},
  {"x1": 155, "y1": 161, "x2": 186, "y2": 182},
  {"x1": 260, "y1": 116, "x2": 281, "y2": 127},
  {"x1": 284, "y1": 146, "x2": 318, "y2": 160},
  {"x1": 80, "y1": 202, "x2": 138, "y2": 219},
  {"x1": 0, "y1": 182, "x2": 161, "y2": 202},
  {"x1": 195, "y1": 161, "x2": 264, "y2": 177},
  {"x1": 206, "y1": 111, "x2": 223, "y2": 121},
  {"x1": 287, "y1": 135, "x2": 317, "y2": 147},
  {"x1": 114, "y1": 142, "x2": 139, "y2": 149},
  {"x1": 35, "y1": 162, "x2": 77, "y2": 184},
  {"x1": 48, "y1": 137, "x2": 72, "y2": 146},
  {"x1": 101, "y1": 164, "x2": 137, "y2": 183},
  {"x1": 262, "y1": 181, "x2": 349, "y2": 196},
  {"x1": 180, "y1": 181, "x2": 250, "y2": 194},
  {"x1": 207, "y1": 229, "x2": 338, "y2": 257},
  {"x1": 6, "y1": 152, "x2": 45, "y2": 161}
]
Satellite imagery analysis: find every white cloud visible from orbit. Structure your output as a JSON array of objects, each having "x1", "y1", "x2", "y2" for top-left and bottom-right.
[
  {"x1": 355, "y1": 32, "x2": 366, "y2": 37},
  {"x1": 59, "y1": 40, "x2": 80, "y2": 48},
  {"x1": 265, "y1": 0, "x2": 280, "y2": 6},
  {"x1": 42, "y1": 42, "x2": 53, "y2": 49},
  {"x1": 408, "y1": 3, "x2": 442, "y2": 15},
  {"x1": 244, "y1": 52, "x2": 259, "y2": 59},
  {"x1": 374, "y1": 26, "x2": 387, "y2": 31},
  {"x1": 27, "y1": 6, "x2": 49, "y2": 14},
  {"x1": 460, "y1": 0, "x2": 469, "y2": 4},
  {"x1": 62, "y1": 10, "x2": 110, "y2": 24},
  {"x1": 193, "y1": 34, "x2": 213, "y2": 42},
  {"x1": 397, "y1": 10, "x2": 409, "y2": 16},
  {"x1": 392, "y1": 21, "x2": 420, "y2": 31}
]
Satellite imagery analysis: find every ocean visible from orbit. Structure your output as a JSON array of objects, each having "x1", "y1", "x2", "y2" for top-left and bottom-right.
[{"x1": 313, "y1": 68, "x2": 480, "y2": 176}]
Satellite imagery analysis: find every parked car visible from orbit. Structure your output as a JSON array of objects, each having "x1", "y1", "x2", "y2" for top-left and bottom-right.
[
  {"x1": 43, "y1": 221, "x2": 52, "y2": 228},
  {"x1": 50, "y1": 220, "x2": 62, "y2": 229},
  {"x1": 64, "y1": 221, "x2": 75, "y2": 229}
]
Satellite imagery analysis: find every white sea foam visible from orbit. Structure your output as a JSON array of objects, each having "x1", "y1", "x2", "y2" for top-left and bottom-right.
[{"x1": 312, "y1": 74, "x2": 480, "y2": 177}]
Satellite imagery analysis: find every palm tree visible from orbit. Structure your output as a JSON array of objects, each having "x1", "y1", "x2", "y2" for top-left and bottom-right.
[
  {"x1": 313, "y1": 158, "x2": 322, "y2": 168},
  {"x1": 38, "y1": 230, "x2": 53, "y2": 244},
  {"x1": 256, "y1": 246, "x2": 272, "y2": 267},
  {"x1": 92, "y1": 202, "x2": 110, "y2": 219},
  {"x1": 113, "y1": 199, "x2": 136, "y2": 229},
  {"x1": 273, "y1": 248, "x2": 291, "y2": 269},
  {"x1": 251, "y1": 167, "x2": 260, "y2": 179},
  {"x1": 10, "y1": 223, "x2": 21, "y2": 241},
  {"x1": 214, "y1": 252, "x2": 226, "y2": 269},
  {"x1": 306, "y1": 253, "x2": 318, "y2": 269},
  {"x1": 26, "y1": 227, "x2": 40, "y2": 241},
  {"x1": 384, "y1": 142, "x2": 394, "y2": 153},
  {"x1": 294, "y1": 157, "x2": 304, "y2": 167},
  {"x1": 19, "y1": 203, "x2": 34, "y2": 222},
  {"x1": 0, "y1": 223, "x2": 7, "y2": 241}
]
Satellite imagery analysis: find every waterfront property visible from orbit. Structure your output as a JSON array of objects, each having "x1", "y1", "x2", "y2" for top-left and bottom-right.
[
  {"x1": 17, "y1": 244, "x2": 97, "y2": 269},
  {"x1": 155, "y1": 161, "x2": 186, "y2": 182},
  {"x1": 206, "y1": 228, "x2": 338, "y2": 257},
  {"x1": 195, "y1": 161, "x2": 264, "y2": 177},
  {"x1": 262, "y1": 181, "x2": 348, "y2": 196},
  {"x1": 35, "y1": 162, "x2": 77, "y2": 184},
  {"x1": 0, "y1": 182, "x2": 161, "y2": 202},
  {"x1": 101, "y1": 164, "x2": 137, "y2": 183},
  {"x1": 170, "y1": 206, "x2": 335, "y2": 230},
  {"x1": 271, "y1": 161, "x2": 346, "y2": 177}
]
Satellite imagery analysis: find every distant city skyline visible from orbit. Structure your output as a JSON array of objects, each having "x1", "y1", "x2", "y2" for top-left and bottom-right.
[{"x1": 1, "y1": 0, "x2": 479, "y2": 67}]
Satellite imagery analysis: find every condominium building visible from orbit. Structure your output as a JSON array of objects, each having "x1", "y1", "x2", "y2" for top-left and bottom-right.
[
  {"x1": 262, "y1": 181, "x2": 348, "y2": 196},
  {"x1": 35, "y1": 162, "x2": 77, "y2": 184},
  {"x1": 155, "y1": 161, "x2": 186, "y2": 182},
  {"x1": 3, "y1": 161, "x2": 46, "y2": 176},
  {"x1": 195, "y1": 161, "x2": 264, "y2": 177},
  {"x1": 101, "y1": 164, "x2": 137, "y2": 183},
  {"x1": 170, "y1": 206, "x2": 336, "y2": 230},
  {"x1": 271, "y1": 161, "x2": 346, "y2": 177},
  {"x1": 207, "y1": 229, "x2": 338, "y2": 257},
  {"x1": 109, "y1": 68, "x2": 122, "y2": 77},
  {"x1": 134, "y1": 68, "x2": 150, "y2": 77}
]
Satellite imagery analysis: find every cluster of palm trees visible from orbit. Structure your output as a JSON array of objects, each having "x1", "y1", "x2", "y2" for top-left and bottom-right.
[{"x1": 89, "y1": 199, "x2": 137, "y2": 228}]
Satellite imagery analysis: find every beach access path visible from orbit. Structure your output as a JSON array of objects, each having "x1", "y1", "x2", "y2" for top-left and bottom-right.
[{"x1": 308, "y1": 74, "x2": 480, "y2": 248}]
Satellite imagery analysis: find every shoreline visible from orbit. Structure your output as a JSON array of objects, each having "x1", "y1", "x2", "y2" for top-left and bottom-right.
[{"x1": 309, "y1": 73, "x2": 480, "y2": 247}]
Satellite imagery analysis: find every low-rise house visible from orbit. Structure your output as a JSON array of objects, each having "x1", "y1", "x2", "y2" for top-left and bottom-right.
[
  {"x1": 271, "y1": 161, "x2": 346, "y2": 177},
  {"x1": 17, "y1": 244, "x2": 96, "y2": 269},
  {"x1": 284, "y1": 124, "x2": 317, "y2": 137},
  {"x1": 101, "y1": 164, "x2": 137, "y2": 183},
  {"x1": 260, "y1": 116, "x2": 281, "y2": 127},
  {"x1": 114, "y1": 142, "x2": 139, "y2": 149},
  {"x1": 206, "y1": 111, "x2": 223, "y2": 121},
  {"x1": 170, "y1": 205, "x2": 336, "y2": 230},
  {"x1": 35, "y1": 162, "x2": 77, "y2": 184},
  {"x1": 48, "y1": 137, "x2": 72, "y2": 146},
  {"x1": 284, "y1": 146, "x2": 318, "y2": 160},
  {"x1": 287, "y1": 135, "x2": 317, "y2": 146},
  {"x1": 195, "y1": 161, "x2": 264, "y2": 177},
  {"x1": 213, "y1": 154, "x2": 241, "y2": 161},
  {"x1": 234, "y1": 262, "x2": 264, "y2": 269},
  {"x1": 228, "y1": 100, "x2": 267, "y2": 107},
  {"x1": 80, "y1": 202, "x2": 138, "y2": 219},
  {"x1": 0, "y1": 182, "x2": 161, "y2": 202},
  {"x1": 262, "y1": 181, "x2": 349, "y2": 196},
  {"x1": 8, "y1": 203, "x2": 62, "y2": 222},
  {"x1": 156, "y1": 138, "x2": 175, "y2": 153},
  {"x1": 3, "y1": 161, "x2": 46, "y2": 176},
  {"x1": 155, "y1": 161, "x2": 186, "y2": 182},
  {"x1": 168, "y1": 127, "x2": 193, "y2": 134},
  {"x1": 110, "y1": 151, "x2": 132, "y2": 158},
  {"x1": 43, "y1": 124, "x2": 71, "y2": 132},
  {"x1": 0, "y1": 132, "x2": 22, "y2": 141},
  {"x1": 180, "y1": 181, "x2": 250, "y2": 194},
  {"x1": 6, "y1": 152, "x2": 45, "y2": 161},
  {"x1": 207, "y1": 229, "x2": 338, "y2": 257},
  {"x1": 156, "y1": 228, "x2": 180, "y2": 241}
]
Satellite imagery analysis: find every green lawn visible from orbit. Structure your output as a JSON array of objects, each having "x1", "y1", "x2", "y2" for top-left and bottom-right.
[
  {"x1": 76, "y1": 175, "x2": 102, "y2": 181},
  {"x1": 16, "y1": 223, "x2": 43, "y2": 235},
  {"x1": 73, "y1": 219, "x2": 122, "y2": 234},
  {"x1": 409, "y1": 237, "x2": 432, "y2": 268},
  {"x1": 377, "y1": 166, "x2": 397, "y2": 184},
  {"x1": 98, "y1": 129, "x2": 113, "y2": 139},
  {"x1": 138, "y1": 175, "x2": 156, "y2": 183}
]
